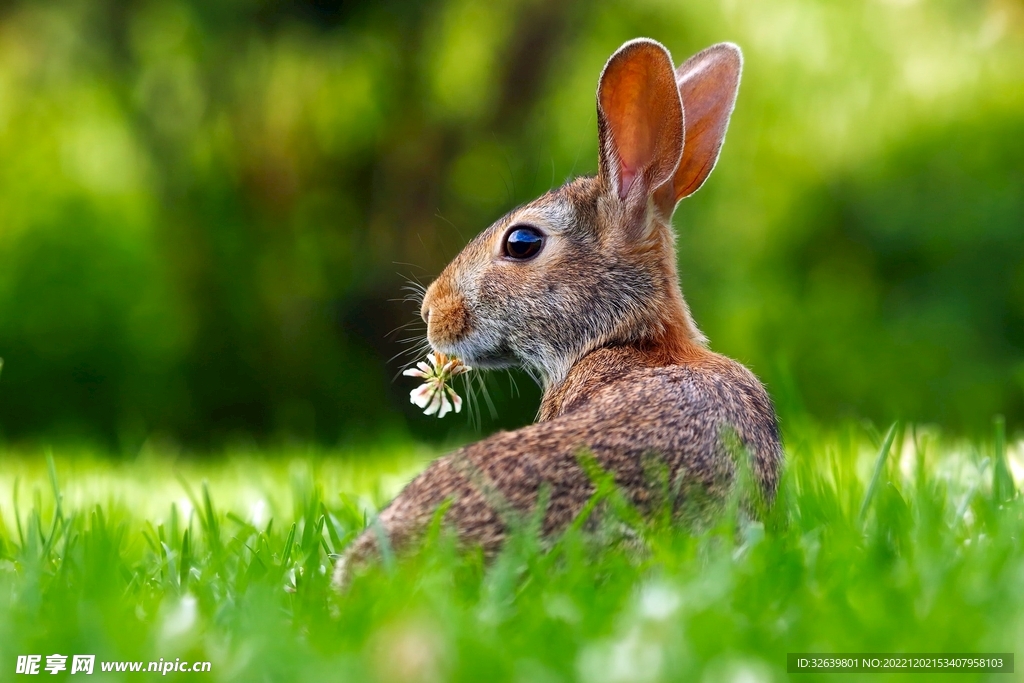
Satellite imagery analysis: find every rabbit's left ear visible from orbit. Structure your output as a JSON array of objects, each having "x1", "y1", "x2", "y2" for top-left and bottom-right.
[
  {"x1": 597, "y1": 39, "x2": 684, "y2": 230},
  {"x1": 658, "y1": 43, "x2": 742, "y2": 205}
]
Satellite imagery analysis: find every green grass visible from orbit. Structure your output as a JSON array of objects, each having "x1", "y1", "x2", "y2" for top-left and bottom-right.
[{"x1": 1, "y1": 422, "x2": 1022, "y2": 682}]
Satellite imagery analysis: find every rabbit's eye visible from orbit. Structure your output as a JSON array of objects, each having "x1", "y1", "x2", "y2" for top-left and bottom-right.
[{"x1": 504, "y1": 226, "x2": 544, "y2": 260}]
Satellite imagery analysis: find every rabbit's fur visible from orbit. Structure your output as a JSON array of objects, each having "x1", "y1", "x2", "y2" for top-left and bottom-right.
[{"x1": 334, "y1": 39, "x2": 782, "y2": 588}]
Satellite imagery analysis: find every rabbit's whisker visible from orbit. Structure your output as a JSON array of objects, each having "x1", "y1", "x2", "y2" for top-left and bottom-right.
[
  {"x1": 475, "y1": 372, "x2": 498, "y2": 421},
  {"x1": 387, "y1": 322, "x2": 425, "y2": 338},
  {"x1": 507, "y1": 370, "x2": 520, "y2": 399},
  {"x1": 460, "y1": 373, "x2": 482, "y2": 431},
  {"x1": 392, "y1": 262, "x2": 428, "y2": 273}
]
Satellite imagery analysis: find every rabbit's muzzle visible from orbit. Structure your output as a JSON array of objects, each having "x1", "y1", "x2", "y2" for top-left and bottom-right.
[{"x1": 421, "y1": 277, "x2": 471, "y2": 349}]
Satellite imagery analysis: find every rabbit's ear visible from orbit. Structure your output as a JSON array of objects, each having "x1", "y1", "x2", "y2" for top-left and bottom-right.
[
  {"x1": 597, "y1": 39, "x2": 684, "y2": 223},
  {"x1": 663, "y1": 43, "x2": 742, "y2": 203}
]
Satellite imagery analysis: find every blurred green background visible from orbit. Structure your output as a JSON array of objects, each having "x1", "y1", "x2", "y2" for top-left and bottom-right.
[{"x1": 0, "y1": 0, "x2": 1021, "y2": 449}]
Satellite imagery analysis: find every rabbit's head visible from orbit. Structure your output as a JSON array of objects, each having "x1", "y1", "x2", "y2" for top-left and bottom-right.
[{"x1": 420, "y1": 39, "x2": 742, "y2": 387}]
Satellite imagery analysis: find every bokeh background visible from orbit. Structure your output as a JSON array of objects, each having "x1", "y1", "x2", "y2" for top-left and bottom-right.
[{"x1": 0, "y1": 0, "x2": 1021, "y2": 450}]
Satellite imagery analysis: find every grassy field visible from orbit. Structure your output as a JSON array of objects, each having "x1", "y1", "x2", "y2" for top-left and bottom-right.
[{"x1": 1, "y1": 421, "x2": 1022, "y2": 682}]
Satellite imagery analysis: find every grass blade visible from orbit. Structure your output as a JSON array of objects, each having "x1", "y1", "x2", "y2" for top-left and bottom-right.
[
  {"x1": 45, "y1": 450, "x2": 63, "y2": 523},
  {"x1": 859, "y1": 422, "x2": 899, "y2": 525},
  {"x1": 12, "y1": 477, "x2": 25, "y2": 548},
  {"x1": 179, "y1": 528, "x2": 191, "y2": 590},
  {"x1": 993, "y1": 415, "x2": 1016, "y2": 503},
  {"x1": 281, "y1": 522, "x2": 297, "y2": 567}
]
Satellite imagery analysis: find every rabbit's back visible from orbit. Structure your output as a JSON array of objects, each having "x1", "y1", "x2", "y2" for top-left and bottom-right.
[
  {"x1": 351, "y1": 347, "x2": 781, "y2": 564},
  {"x1": 559, "y1": 347, "x2": 783, "y2": 507}
]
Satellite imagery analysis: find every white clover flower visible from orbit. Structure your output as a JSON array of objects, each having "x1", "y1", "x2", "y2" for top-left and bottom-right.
[{"x1": 404, "y1": 352, "x2": 471, "y2": 418}]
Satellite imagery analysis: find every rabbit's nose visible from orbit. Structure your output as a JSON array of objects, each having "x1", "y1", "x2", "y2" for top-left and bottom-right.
[
  {"x1": 419, "y1": 278, "x2": 469, "y2": 347},
  {"x1": 420, "y1": 281, "x2": 439, "y2": 324}
]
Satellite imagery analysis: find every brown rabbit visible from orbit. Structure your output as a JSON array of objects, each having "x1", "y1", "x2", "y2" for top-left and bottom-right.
[{"x1": 334, "y1": 39, "x2": 782, "y2": 588}]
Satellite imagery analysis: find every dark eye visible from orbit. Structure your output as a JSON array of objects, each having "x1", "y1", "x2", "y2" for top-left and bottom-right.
[{"x1": 503, "y1": 226, "x2": 544, "y2": 260}]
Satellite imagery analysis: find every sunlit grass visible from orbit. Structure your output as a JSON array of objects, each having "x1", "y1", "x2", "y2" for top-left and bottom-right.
[
  {"x1": 1, "y1": 422, "x2": 1022, "y2": 682},
  {"x1": 0, "y1": 439, "x2": 434, "y2": 527}
]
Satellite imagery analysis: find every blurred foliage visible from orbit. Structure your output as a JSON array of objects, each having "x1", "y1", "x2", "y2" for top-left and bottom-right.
[{"x1": 0, "y1": 0, "x2": 1022, "y2": 446}]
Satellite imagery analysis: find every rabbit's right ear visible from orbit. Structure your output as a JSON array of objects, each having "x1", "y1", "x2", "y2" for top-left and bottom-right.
[{"x1": 597, "y1": 39, "x2": 684, "y2": 235}]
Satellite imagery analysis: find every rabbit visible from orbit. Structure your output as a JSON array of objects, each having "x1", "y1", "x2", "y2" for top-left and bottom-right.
[{"x1": 333, "y1": 38, "x2": 782, "y2": 589}]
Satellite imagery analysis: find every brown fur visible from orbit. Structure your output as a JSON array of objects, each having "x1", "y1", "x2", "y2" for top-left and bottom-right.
[
  {"x1": 421, "y1": 276, "x2": 470, "y2": 347},
  {"x1": 333, "y1": 39, "x2": 782, "y2": 589}
]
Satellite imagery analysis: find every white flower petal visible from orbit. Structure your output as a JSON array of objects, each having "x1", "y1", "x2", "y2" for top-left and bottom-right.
[
  {"x1": 447, "y1": 387, "x2": 463, "y2": 413},
  {"x1": 410, "y1": 383, "x2": 436, "y2": 408},
  {"x1": 437, "y1": 391, "x2": 453, "y2": 418},
  {"x1": 423, "y1": 387, "x2": 444, "y2": 415},
  {"x1": 403, "y1": 367, "x2": 428, "y2": 378}
]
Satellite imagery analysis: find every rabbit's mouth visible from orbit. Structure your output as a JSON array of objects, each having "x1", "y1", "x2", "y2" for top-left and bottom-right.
[{"x1": 432, "y1": 336, "x2": 517, "y2": 371}]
